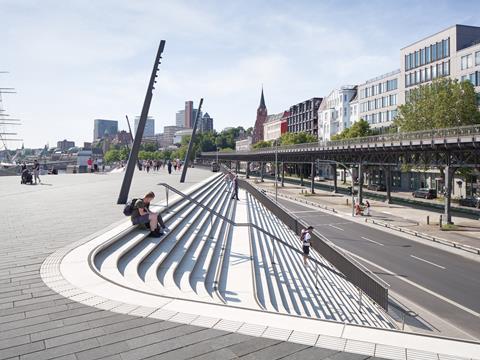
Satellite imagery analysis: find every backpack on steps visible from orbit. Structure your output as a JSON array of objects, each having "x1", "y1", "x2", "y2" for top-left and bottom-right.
[{"x1": 123, "y1": 198, "x2": 138, "y2": 216}]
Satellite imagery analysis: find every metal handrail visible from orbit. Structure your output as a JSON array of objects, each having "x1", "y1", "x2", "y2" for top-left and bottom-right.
[
  {"x1": 201, "y1": 124, "x2": 480, "y2": 156},
  {"x1": 157, "y1": 182, "x2": 343, "y2": 277}
]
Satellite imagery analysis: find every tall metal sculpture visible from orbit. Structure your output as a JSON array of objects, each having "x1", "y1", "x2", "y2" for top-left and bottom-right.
[
  {"x1": 180, "y1": 98, "x2": 203, "y2": 183},
  {"x1": 117, "y1": 40, "x2": 166, "y2": 204},
  {"x1": 125, "y1": 115, "x2": 142, "y2": 170}
]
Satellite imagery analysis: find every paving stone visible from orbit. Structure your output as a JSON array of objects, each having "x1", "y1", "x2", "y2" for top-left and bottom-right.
[
  {"x1": 150, "y1": 332, "x2": 250, "y2": 360},
  {"x1": 227, "y1": 337, "x2": 281, "y2": 357},
  {"x1": 0, "y1": 341, "x2": 45, "y2": 359},
  {"x1": 119, "y1": 328, "x2": 224, "y2": 360},
  {"x1": 44, "y1": 327, "x2": 106, "y2": 348},
  {"x1": 20, "y1": 338, "x2": 101, "y2": 360},
  {"x1": 0, "y1": 336, "x2": 31, "y2": 352},
  {"x1": 30, "y1": 321, "x2": 91, "y2": 342},
  {"x1": 240, "y1": 341, "x2": 309, "y2": 360},
  {"x1": 279, "y1": 346, "x2": 339, "y2": 359}
]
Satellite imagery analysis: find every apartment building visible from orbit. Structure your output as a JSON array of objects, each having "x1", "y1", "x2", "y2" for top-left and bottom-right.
[
  {"x1": 287, "y1": 98, "x2": 322, "y2": 136},
  {"x1": 318, "y1": 86, "x2": 356, "y2": 141}
]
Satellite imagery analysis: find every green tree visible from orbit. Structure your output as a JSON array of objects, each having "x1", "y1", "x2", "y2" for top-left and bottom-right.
[
  {"x1": 395, "y1": 78, "x2": 480, "y2": 131},
  {"x1": 253, "y1": 140, "x2": 273, "y2": 149},
  {"x1": 331, "y1": 119, "x2": 371, "y2": 140},
  {"x1": 104, "y1": 149, "x2": 120, "y2": 164},
  {"x1": 279, "y1": 132, "x2": 317, "y2": 145}
]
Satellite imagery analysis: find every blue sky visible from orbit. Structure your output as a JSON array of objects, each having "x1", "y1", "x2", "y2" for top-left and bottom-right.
[{"x1": 1, "y1": 0, "x2": 479, "y2": 148}]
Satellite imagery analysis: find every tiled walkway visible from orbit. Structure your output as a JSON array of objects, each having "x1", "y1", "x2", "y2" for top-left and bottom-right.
[{"x1": 0, "y1": 170, "x2": 387, "y2": 359}]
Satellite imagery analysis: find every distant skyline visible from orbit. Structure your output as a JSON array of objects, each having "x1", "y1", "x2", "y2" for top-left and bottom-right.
[{"x1": 1, "y1": 0, "x2": 480, "y2": 148}]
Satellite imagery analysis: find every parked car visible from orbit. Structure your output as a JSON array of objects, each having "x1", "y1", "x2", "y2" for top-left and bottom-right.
[
  {"x1": 459, "y1": 196, "x2": 480, "y2": 208},
  {"x1": 412, "y1": 188, "x2": 437, "y2": 199},
  {"x1": 367, "y1": 183, "x2": 386, "y2": 191},
  {"x1": 211, "y1": 162, "x2": 220, "y2": 172}
]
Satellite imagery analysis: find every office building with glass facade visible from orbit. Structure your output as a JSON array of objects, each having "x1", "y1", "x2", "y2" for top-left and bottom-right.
[
  {"x1": 357, "y1": 70, "x2": 399, "y2": 129},
  {"x1": 399, "y1": 24, "x2": 480, "y2": 104},
  {"x1": 457, "y1": 42, "x2": 480, "y2": 90}
]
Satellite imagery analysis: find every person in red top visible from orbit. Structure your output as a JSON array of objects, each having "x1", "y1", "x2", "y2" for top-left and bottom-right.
[{"x1": 87, "y1": 158, "x2": 93, "y2": 173}]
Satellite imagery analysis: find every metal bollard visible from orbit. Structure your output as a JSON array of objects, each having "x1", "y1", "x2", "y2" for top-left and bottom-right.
[
  {"x1": 426, "y1": 216, "x2": 429, "y2": 225},
  {"x1": 346, "y1": 199, "x2": 349, "y2": 206},
  {"x1": 439, "y1": 214, "x2": 443, "y2": 228}
]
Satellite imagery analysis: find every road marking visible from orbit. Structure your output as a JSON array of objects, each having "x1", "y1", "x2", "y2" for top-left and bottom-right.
[
  {"x1": 361, "y1": 236, "x2": 384, "y2": 246},
  {"x1": 329, "y1": 224, "x2": 344, "y2": 231},
  {"x1": 381, "y1": 211, "x2": 393, "y2": 215},
  {"x1": 410, "y1": 255, "x2": 446, "y2": 269},
  {"x1": 343, "y1": 250, "x2": 480, "y2": 319}
]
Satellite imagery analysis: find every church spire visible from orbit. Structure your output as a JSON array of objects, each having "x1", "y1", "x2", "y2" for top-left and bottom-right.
[{"x1": 259, "y1": 86, "x2": 266, "y2": 110}]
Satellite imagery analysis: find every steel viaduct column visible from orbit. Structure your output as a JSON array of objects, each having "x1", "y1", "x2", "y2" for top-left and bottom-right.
[
  {"x1": 385, "y1": 166, "x2": 392, "y2": 204},
  {"x1": 310, "y1": 162, "x2": 315, "y2": 194},
  {"x1": 332, "y1": 164, "x2": 338, "y2": 193},
  {"x1": 444, "y1": 164, "x2": 453, "y2": 224},
  {"x1": 246, "y1": 161, "x2": 250, "y2": 179},
  {"x1": 260, "y1": 162, "x2": 264, "y2": 182},
  {"x1": 281, "y1": 162, "x2": 285, "y2": 187},
  {"x1": 358, "y1": 162, "x2": 364, "y2": 204}
]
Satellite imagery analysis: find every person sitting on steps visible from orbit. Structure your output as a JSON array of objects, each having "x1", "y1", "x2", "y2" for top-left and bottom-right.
[{"x1": 131, "y1": 191, "x2": 169, "y2": 237}]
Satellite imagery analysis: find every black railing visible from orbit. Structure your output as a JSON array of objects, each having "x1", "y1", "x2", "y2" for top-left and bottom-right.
[{"x1": 239, "y1": 179, "x2": 390, "y2": 311}]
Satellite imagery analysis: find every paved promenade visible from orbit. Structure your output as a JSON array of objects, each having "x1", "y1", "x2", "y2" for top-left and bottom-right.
[{"x1": 0, "y1": 170, "x2": 386, "y2": 359}]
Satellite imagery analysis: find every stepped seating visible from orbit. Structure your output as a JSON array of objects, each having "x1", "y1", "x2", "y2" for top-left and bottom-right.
[{"x1": 89, "y1": 175, "x2": 394, "y2": 329}]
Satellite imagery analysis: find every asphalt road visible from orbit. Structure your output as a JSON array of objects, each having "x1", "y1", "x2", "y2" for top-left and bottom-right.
[{"x1": 275, "y1": 197, "x2": 480, "y2": 340}]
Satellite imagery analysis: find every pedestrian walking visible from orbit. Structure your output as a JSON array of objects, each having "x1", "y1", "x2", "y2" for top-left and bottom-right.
[
  {"x1": 365, "y1": 200, "x2": 371, "y2": 216},
  {"x1": 33, "y1": 159, "x2": 41, "y2": 184},
  {"x1": 231, "y1": 174, "x2": 239, "y2": 200},
  {"x1": 300, "y1": 226, "x2": 313, "y2": 266},
  {"x1": 87, "y1": 158, "x2": 93, "y2": 173},
  {"x1": 167, "y1": 159, "x2": 172, "y2": 174}
]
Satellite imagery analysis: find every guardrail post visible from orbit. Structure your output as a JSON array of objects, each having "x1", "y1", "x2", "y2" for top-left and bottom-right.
[
  {"x1": 271, "y1": 236, "x2": 275, "y2": 265},
  {"x1": 166, "y1": 187, "x2": 169, "y2": 209},
  {"x1": 359, "y1": 288, "x2": 363, "y2": 314}
]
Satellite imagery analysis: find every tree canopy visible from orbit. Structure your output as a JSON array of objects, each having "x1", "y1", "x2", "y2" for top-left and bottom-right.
[
  {"x1": 394, "y1": 78, "x2": 480, "y2": 132},
  {"x1": 278, "y1": 132, "x2": 317, "y2": 145},
  {"x1": 331, "y1": 119, "x2": 372, "y2": 140}
]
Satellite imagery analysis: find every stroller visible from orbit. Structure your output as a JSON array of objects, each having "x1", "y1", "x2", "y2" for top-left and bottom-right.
[{"x1": 21, "y1": 168, "x2": 33, "y2": 185}]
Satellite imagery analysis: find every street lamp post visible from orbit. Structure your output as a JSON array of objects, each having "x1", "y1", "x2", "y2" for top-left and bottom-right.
[{"x1": 216, "y1": 147, "x2": 219, "y2": 164}]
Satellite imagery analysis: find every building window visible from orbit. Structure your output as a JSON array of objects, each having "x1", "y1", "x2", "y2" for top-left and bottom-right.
[
  {"x1": 390, "y1": 94, "x2": 397, "y2": 106},
  {"x1": 476, "y1": 51, "x2": 480, "y2": 66},
  {"x1": 437, "y1": 41, "x2": 443, "y2": 59},
  {"x1": 461, "y1": 54, "x2": 473, "y2": 70},
  {"x1": 432, "y1": 44, "x2": 437, "y2": 61},
  {"x1": 426, "y1": 46, "x2": 431, "y2": 63},
  {"x1": 438, "y1": 63, "x2": 443, "y2": 77},
  {"x1": 444, "y1": 60, "x2": 450, "y2": 76},
  {"x1": 425, "y1": 66, "x2": 431, "y2": 81},
  {"x1": 420, "y1": 48, "x2": 425, "y2": 65},
  {"x1": 432, "y1": 65, "x2": 437, "y2": 79}
]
